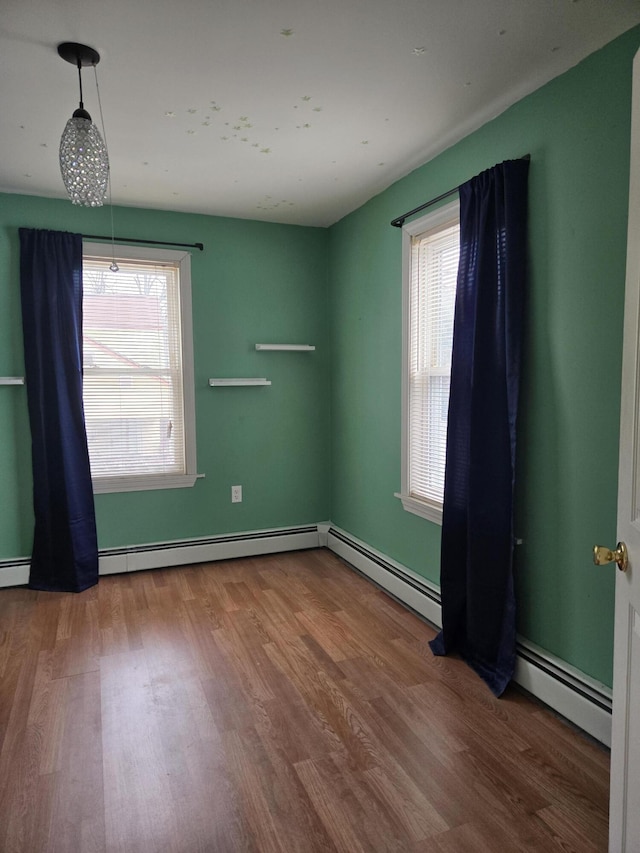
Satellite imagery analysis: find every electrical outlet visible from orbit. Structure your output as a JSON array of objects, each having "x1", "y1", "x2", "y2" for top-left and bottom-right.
[{"x1": 231, "y1": 485, "x2": 242, "y2": 503}]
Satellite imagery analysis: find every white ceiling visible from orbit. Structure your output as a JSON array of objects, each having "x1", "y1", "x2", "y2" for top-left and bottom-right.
[{"x1": 2, "y1": 0, "x2": 640, "y2": 227}]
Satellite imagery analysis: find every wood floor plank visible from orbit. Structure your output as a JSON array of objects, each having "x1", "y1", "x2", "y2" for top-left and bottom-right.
[
  {"x1": 47, "y1": 670, "x2": 106, "y2": 853},
  {"x1": 534, "y1": 804, "x2": 605, "y2": 853},
  {"x1": 28, "y1": 651, "x2": 69, "y2": 777},
  {"x1": 294, "y1": 757, "x2": 370, "y2": 853},
  {"x1": 101, "y1": 650, "x2": 180, "y2": 853},
  {"x1": 223, "y1": 728, "x2": 286, "y2": 853},
  {"x1": 264, "y1": 639, "x2": 377, "y2": 770},
  {"x1": 253, "y1": 731, "x2": 338, "y2": 853},
  {"x1": 0, "y1": 549, "x2": 611, "y2": 852}
]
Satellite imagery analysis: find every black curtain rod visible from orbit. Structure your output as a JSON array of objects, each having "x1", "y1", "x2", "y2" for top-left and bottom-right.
[
  {"x1": 390, "y1": 154, "x2": 531, "y2": 228},
  {"x1": 82, "y1": 234, "x2": 204, "y2": 251}
]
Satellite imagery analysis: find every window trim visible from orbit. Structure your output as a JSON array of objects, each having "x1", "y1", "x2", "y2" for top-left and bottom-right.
[
  {"x1": 82, "y1": 241, "x2": 197, "y2": 494},
  {"x1": 396, "y1": 198, "x2": 460, "y2": 525}
]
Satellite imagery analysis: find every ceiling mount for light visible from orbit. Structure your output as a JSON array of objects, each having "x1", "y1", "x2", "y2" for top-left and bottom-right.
[
  {"x1": 58, "y1": 41, "x2": 109, "y2": 207},
  {"x1": 57, "y1": 41, "x2": 101, "y2": 68}
]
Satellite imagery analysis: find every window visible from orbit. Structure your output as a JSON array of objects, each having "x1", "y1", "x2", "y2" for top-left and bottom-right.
[
  {"x1": 82, "y1": 243, "x2": 197, "y2": 493},
  {"x1": 397, "y1": 200, "x2": 459, "y2": 524}
]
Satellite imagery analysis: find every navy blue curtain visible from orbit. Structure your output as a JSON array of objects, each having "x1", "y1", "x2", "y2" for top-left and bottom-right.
[
  {"x1": 429, "y1": 159, "x2": 529, "y2": 696},
  {"x1": 19, "y1": 228, "x2": 98, "y2": 593}
]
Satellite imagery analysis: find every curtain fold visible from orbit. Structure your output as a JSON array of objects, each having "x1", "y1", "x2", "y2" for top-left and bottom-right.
[
  {"x1": 19, "y1": 228, "x2": 98, "y2": 593},
  {"x1": 429, "y1": 159, "x2": 529, "y2": 696}
]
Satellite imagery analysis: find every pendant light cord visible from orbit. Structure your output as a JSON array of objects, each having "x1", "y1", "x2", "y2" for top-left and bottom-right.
[
  {"x1": 77, "y1": 60, "x2": 84, "y2": 109},
  {"x1": 93, "y1": 65, "x2": 118, "y2": 272}
]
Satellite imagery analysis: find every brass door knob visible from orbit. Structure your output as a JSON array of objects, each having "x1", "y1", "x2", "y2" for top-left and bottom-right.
[{"x1": 593, "y1": 542, "x2": 628, "y2": 572}]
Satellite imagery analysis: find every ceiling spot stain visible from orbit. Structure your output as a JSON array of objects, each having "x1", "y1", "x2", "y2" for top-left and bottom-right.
[
  {"x1": 187, "y1": 108, "x2": 198, "y2": 114},
  {"x1": 211, "y1": 106, "x2": 222, "y2": 112},
  {"x1": 164, "y1": 111, "x2": 176, "y2": 118},
  {"x1": 280, "y1": 28, "x2": 294, "y2": 37},
  {"x1": 202, "y1": 121, "x2": 211, "y2": 126},
  {"x1": 252, "y1": 143, "x2": 259, "y2": 147},
  {"x1": 23, "y1": 173, "x2": 31, "y2": 178},
  {"x1": 241, "y1": 137, "x2": 249, "y2": 142},
  {"x1": 260, "y1": 148, "x2": 271, "y2": 154},
  {"x1": 40, "y1": 142, "x2": 47, "y2": 147},
  {"x1": 257, "y1": 194, "x2": 291, "y2": 211},
  {"x1": 361, "y1": 140, "x2": 369, "y2": 144},
  {"x1": 312, "y1": 107, "x2": 323, "y2": 112},
  {"x1": 221, "y1": 136, "x2": 229, "y2": 141},
  {"x1": 551, "y1": 46, "x2": 560, "y2": 52},
  {"x1": 412, "y1": 47, "x2": 425, "y2": 55},
  {"x1": 186, "y1": 129, "x2": 196, "y2": 135},
  {"x1": 498, "y1": 29, "x2": 507, "y2": 36},
  {"x1": 301, "y1": 95, "x2": 311, "y2": 101},
  {"x1": 233, "y1": 125, "x2": 242, "y2": 131},
  {"x1": 378, "y1": 162, "x2": 385, "y2": 166}
]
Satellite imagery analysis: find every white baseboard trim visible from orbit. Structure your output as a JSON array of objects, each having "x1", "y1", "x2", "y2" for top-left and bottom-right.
[
  {"x1": 0, "y1": 558, "x2": 30, "y2": 587},
  {"x1": 326, "y1": 524, "x2": 612, "y2": 747},
  {"x1": 0, "y1": 524, "x2": 320, "y2": 587},
  {"x1": 98, "y1": 525, "x2": 320, "y2": 575}
]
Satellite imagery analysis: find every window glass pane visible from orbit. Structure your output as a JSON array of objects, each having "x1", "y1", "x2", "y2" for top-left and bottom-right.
[
  {"x1": 82, "y1": 255, "x2": 186, "y2": 480},
  {"x1": 408, "y1": 221, "x2": 459, "y2": 506}
]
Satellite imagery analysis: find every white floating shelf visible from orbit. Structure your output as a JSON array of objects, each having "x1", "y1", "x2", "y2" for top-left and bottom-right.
[
  {"x1": 209, "y1": 378, "x2": 271, "y2": 387},
  {"x1": 0, "y1": 377, "x2": 25, "y2": 385},
  {"x1": 255, "y1": 344, "x2": 316, "y2": 351}
]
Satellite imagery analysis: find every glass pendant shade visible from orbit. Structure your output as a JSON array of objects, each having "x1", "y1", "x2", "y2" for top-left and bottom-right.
[{"x1": 59, "y1": 109, "x2": 109, "y2": 207}]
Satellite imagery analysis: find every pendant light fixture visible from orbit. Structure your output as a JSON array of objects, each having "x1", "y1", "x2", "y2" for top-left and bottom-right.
[{"x1": 58, "y1": 42, "x2": 109, "y2": 207}]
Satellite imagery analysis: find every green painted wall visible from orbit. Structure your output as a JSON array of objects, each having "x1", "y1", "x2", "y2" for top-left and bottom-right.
[
  {"x1": 0, "y1": 195, "x2": 330, "y2": 553},
  {"x1": 328, "y1": 26, "x2": 640, "y2": 688}
]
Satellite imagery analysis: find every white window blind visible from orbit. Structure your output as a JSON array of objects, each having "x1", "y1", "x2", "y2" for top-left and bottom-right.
[
  {"x1": 408, "y1": 220, "x2": 459, "y2": 506},
  {"x1": 82, "y1": 253, "x2": 188, "y2": 483}
]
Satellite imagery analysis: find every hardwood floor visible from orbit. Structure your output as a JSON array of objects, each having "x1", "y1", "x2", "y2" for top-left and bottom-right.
[{"x1": 0, "y1": 549, "x2": 610, "y2": 852}]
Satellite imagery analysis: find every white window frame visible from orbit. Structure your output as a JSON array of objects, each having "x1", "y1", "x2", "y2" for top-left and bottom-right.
[
  {"x1": 396, "y1": 199, "x2": 460, "y2": 525},
  {"x1": 82, "y1": 242, "x2": 198, "y2": 494}
]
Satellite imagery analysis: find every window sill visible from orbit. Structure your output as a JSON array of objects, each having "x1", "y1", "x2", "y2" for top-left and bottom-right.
[
  {"x1": 394, "y1": 492, "x2": 443, "y2": 525},
  {"x1": 92, "y1": 473, "x2": 199, "y2": 495}
]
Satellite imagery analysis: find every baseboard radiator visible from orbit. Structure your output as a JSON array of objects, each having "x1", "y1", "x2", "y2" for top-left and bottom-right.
[
  {"x1": 0, "y1": 521, "x2": 612, "y2": 745},
  {"x1": 0, "y1": 525, "x2": 320, "y2": 587}
]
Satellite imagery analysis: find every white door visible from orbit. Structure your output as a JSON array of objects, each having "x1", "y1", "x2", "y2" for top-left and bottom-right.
[{"x1": 609, "y1": 46, "x2": 640, "y2": 853}]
